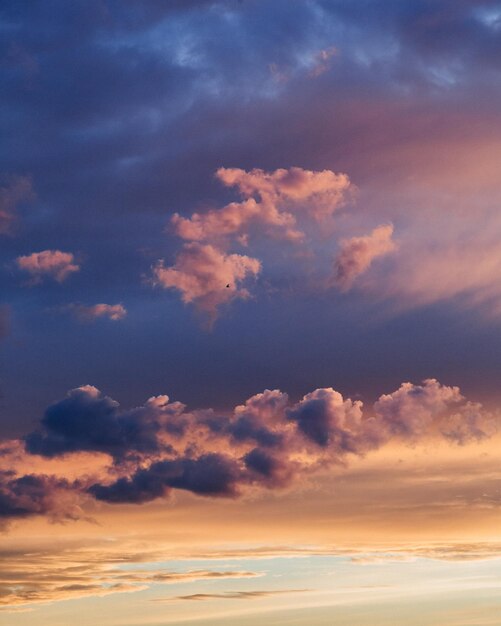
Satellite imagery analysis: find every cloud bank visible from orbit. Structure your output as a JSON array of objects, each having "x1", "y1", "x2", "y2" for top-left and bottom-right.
[{"x1": 0, "y1": 378, "x2": 493, "y2": 523}]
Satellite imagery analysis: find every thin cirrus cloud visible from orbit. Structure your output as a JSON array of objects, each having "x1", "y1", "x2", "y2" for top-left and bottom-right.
[
  {"x1": 16, "y1": 250, "x2": 80, "y2": 284},
  {"x1": 165, "y1": 589, "x2": 310, "y2": 602},
  {"x1": 0, "y1": 539, "x2": 260, "y2": 610},
  {"x1": 66, "y1": 303, "x2": 127, "y2": 322},
  {"x1": 0, "y1": 378, "x2": 492, "y2": 523}
]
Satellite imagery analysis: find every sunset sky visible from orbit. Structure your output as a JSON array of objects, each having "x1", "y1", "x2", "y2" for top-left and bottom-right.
[{"x1": 2, "y1": 1, "x2": 501, "y2": 624}]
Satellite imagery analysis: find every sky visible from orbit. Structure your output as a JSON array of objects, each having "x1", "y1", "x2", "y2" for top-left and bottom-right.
[{"x1": 2, "y1": 0, "x2": 501, "y2": 624}]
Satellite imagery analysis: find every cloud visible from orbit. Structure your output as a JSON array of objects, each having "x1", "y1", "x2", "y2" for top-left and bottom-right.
[
  {"x1": 18, "y1": 378, "x2": 497, "y2": 512},
  {"x1": 374, "y1": 378, "x2": 463, "y2": 438},
  {"x1": 333, "y1": 224, "x2": 397, "y2": 291},
  {"x1": 309, "y1": 46, "x2": 338, "y2": 77},
  {"x1": 172, "y1": 166, "x2": 352, "y2": 244},
  {"x1": 286, "y1": 387, "x2": 365, "y2": 449},
  {"x1": 66, "y1": 303, "x2": 127, "y2": 322},
  {"x1": 0, "y1": 175, "x2": 33, "y2": 235},
  {"x1": 160, "y1": 166, "x2": 354, "y2": 321},
  {"x1": 0, "y1": 471, "x2": 82, "y2": 526},
  {"x1": 152, "y1": 243, "x2": 261, "y2": 321},
  {"x1": 16, "y1": 250, "x2": 80, "y2": 284},
  {"x1": 165, "y1": 589, "x2": 309, "y2": 602},
  {"x1": 25, "y1": 385, "x2": 182, "y2": 461},
  {"x1": 89, "y1": 453, "x2": 242, "y2": 503},
  {"x1": 0, "y1": 539, "x2": 260, "y2": 609}
]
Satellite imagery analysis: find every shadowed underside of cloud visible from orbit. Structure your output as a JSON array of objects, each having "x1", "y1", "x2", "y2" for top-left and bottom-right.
[
  {"x1": 0, "y1": 471, "x2": 82, "y2": 526},
  {"x1": 0, "y1": 378, "x2": 492, "y2": 519}
]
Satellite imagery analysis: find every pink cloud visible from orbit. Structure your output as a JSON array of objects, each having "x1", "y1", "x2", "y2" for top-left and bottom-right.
[
  {"x1": 333, "y1": 224, "x2": 396, "y2": 290},
  {"x1": 163, "y1": 166, "x2": 357, "y2": 321},
  {"x1": 68, "y1": 303, "x2": 127, "y2": 322},
  {"x1": 16, "y1": 250, "x2": 80, "y2": 284},
  {"x1": 152, "y1": 243, "x2": 261, "y2": 321},
  {"x1": 216, "y1": 166, "x2": 352, "y2": 221},
  {"x1": 374, "y1": 378, "x2": 463, "y2": 438},
  {"x1": 172, "y1": 166, "x2": 353, "y2": 245}
]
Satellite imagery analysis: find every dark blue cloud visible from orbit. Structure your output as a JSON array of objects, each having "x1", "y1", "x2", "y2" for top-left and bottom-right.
[
  {"x1": 89, "y1": 452, "x2": 241, "y2": 503},
  {"x1": 0, "y1": 471, "x2": 76, "y2": 521},
  {"x1": 25, "y1": 386, "x2": 165, "y2": 460}
]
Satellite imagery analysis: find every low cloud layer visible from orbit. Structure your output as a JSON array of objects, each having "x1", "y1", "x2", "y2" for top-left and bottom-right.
[{"x1": 0, "y1": 378, "x2": 494, "y2": 522}]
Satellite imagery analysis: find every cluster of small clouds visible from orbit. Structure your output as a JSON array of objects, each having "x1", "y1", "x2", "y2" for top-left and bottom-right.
[
  {"x1": 0, "y1": 378, "x2": 495, "y2": 523},
  {"x1": 154, "y1": 166, "x2": 396, "y2": 320},
  {"x1": 0, "y1": 173, "x2": 126, "y2": 329},
  {"x1": 11, "y1": 249, "x2": 126, "y2": 324},
  {"x1": 5, "y1": 164, "x2": 397, "y2": 330}
]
